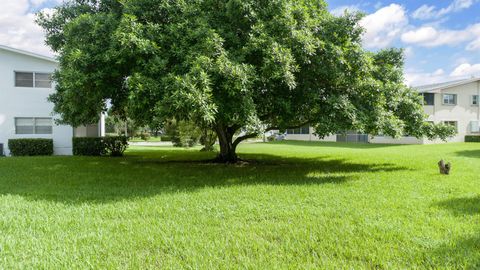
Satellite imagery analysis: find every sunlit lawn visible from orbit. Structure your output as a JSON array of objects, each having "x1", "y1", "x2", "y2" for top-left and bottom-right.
[{"x1": 1, "y1": 141, "x2": 480, "y2": 269}]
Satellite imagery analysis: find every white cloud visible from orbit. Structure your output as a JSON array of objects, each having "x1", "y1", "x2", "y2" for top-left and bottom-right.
[
  {"x1": 331, "y1": 5, "x2": 361, "y2": 16},
  {"x1": 405, "y1": 69, "x2": 452, "y2": 86},
  {"x1": 0, "y1": 0, "x2": 56, "y2": 57},
  {"x1": 411, "y1": 0, "x2": 476, "y2": 20},
  {"x1": 412, "y1": 5, "x2": 437, "y2": 20},
  {"x1": 466, "y1": 39, "x2": 480, "y2": 51},
  {"x1": 406, "y1": 63, "x2": 480, "y2": 86},
  {"x1": 401, "y1": 23, "x2": 480, "y2": 49},
  {"x1": 451, "y1": 63, "x2": 480, "y2": 77},
  {"x1": 360, "y1": 4, "x2": 409, "y2": 49},
  {"x1": 438, "y1": 0, "x2": 475, "y2": 16},
  {"x1": 404, "y1": 46, "x2": 414, "y2": 58}
]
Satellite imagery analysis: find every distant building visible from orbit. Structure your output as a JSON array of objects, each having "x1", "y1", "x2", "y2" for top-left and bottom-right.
[{"x1": 281, "y1": 78, "x2": 480, "y2": 144}]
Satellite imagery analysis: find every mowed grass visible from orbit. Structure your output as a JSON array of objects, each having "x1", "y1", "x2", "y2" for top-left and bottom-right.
[{"x1": 1, "y1": 141, "x2": 480, "y2": 269}]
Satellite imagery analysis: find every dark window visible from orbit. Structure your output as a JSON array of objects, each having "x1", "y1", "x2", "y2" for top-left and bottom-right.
[
  {"x1": 15, "y1": 72, "x2": 34, "y2": 87},
  {"x1": 15, "y1": 117, "x2": 53, "y2": 134},
  {"x1": 286, "y1": 125, "x2": 310, "y2": 135},
  {"x1": 15, "y1": 72, "x2": 52, "y2": 88},
  {"x1": 423, "y1": 93, "x2": 435, "y2": 105}
]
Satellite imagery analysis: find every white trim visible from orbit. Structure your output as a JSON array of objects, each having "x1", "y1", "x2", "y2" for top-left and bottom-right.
[
  {"x1": 416, "y1": 78, "x2": 480, "y2": 93},
  {"x1": 0, "y1": 44, "x2": 57, "y2": 63}
]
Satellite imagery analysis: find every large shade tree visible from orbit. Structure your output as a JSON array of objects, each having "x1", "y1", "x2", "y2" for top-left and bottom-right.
[{"x1": 38, "y1": 0, "x2": 454, "y2": 162}]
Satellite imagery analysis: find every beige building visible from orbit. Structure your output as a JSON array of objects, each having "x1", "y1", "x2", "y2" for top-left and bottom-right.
[{"x1": 283, "y1": 78, "x2": 480, "y2": 144}]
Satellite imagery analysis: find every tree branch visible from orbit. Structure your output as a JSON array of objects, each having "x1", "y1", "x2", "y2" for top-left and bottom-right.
[{"x1": 233, "y1": 133, "x2": 259, "y2": 148}]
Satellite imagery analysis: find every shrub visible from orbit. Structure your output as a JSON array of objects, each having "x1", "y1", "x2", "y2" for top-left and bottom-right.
[
  {"x1": 72, "y1": 137, "x2": 105, "y2": 156},
  {"x1": 165, "y1": 120, "x2": 201, "y2": 147},
  {"x1": 160, "y1": 135, "x2": 172, "y2": 142},
  {"x1": 73, "y1": 136, "x2": 129, "y2": 156},
  {"x1": 465, "y1": 135, "x2": 480, "y2": 142},
  {"x1": 200, "y1": 129, "x2": 217, "y2": 151},
  {"x1": 8, "y1": 139, "x2": 54, "y2": 156},
  {"x1": 104, "y1": 136, "x2": 129, "y2": 157},
  {"x1": 139, "y1": 133, "x2": 151, "y2": 141}
]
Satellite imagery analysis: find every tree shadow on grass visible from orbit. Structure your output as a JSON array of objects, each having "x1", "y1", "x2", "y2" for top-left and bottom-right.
[
  {"x1": 0, "y1": 151, "x2": 407, "y2": 204},
  {"x1": 427, "y1": 196, "x2": 480, "y2": 269},
  {"x1": 436, "y1": 196, "x2": 480, "y2": 216},
  {"x1": 267, "y1": 140, "x2": 404, "y2": 149},
  {"x1": 455, "y1": 150, "x2": 480, "y2": 159}
]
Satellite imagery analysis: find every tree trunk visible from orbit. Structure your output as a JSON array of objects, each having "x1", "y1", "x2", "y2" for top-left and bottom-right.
[{"x1": 215, "y1": 126, "x2": 238, "y2": 163}]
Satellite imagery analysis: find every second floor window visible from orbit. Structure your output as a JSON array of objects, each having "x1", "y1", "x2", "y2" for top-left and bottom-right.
[
  {"x1": 442, "y1": 94, "x2": 457, "y2": 105},
  {"x1": 472, "y1": 95, "x2": 479, "y2": 106},
  {"x1": 15, "y1": 72, "x2": 52, "y2": 88},
  {"x1": 423, "y1": 93, "x2": 435, "y2": 105}
]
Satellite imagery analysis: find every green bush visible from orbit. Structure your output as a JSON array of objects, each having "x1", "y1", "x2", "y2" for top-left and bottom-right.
[
  {"x1": 165, "y1": 120, "x2": 201, "y2": 147},
  {"x1": 465, "y1": 135, "x2": 480, "y2": 142},
  {"x1": 139, "y1": 133, "x2": 151, "y2": 141},
  {"x1": 73, "y1": 137, "x2": 129, "y2": 157},
  {"x1": 104, "y1": 136, "x2": 129, "y2": 157},
  {"x1": 73, "y1": 137, "x2": 105, "y2": 156},
  {"x1": 8, "y1": 139, "x2": 54, "y2": 156},
  {"x1": 160, "y1": 135, "x2": 172, "y2": 142}
]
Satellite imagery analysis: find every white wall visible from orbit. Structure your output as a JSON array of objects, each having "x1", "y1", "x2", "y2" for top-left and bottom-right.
[
  {"x1": 284, "y1": 127, "x2": 337, "y2": 142},
  {"x1": 0, "y1": 49, "x2": 73, "y2": 155},
  {"x1": 369, "y1": 136, "x2": 424, "y2": 144},
  {"x1": 424, "y1": 81, "x2": 480, "y2": 142}
]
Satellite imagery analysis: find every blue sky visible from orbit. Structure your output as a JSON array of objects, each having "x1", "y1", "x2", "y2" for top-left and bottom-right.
[
  {"x1": 330, "y1": 0, "x2": 480, "y2": 85},
  {"x1": 1, "y1": 0, "x2": 479, "y2": 86}
]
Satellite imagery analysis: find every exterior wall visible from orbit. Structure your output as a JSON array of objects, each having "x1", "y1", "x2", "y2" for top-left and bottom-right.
[
  {"x1": 284, "y1": 127, "x2": 336, "y2": 142},
  {"x1": 423, "y1": 81, "x2": 480, "y2": 142},
  {"x1": 369, "y1": 136, "x2": 424, "y2": 144},
  {"x1": 0, "y1": 49, "x2": 74, "y2": 155}
]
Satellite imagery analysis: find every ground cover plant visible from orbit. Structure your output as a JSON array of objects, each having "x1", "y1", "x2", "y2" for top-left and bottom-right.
[{"x1": 0, "y1": 141, "x2": 480, "y2": 268}]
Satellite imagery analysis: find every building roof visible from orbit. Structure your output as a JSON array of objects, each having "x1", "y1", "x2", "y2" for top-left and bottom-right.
[
  {"x1": 414, "y1": 77, "x2": 480, "y2": 93},
  {"x1": 0, "y1": 44, "x2": 57, "y2": 63}
]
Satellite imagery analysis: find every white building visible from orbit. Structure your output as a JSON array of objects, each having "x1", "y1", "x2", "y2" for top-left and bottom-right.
[
  {"x1": 283, "y1": 78, "x2": 480, "y2": 144},
  {"x1": 0, "y1": 45, "x2": 104, "y2": 156}
]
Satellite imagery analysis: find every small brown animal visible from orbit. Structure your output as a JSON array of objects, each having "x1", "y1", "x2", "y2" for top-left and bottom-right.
[{"x1": 438, "y1": 160, "x2": 452, "y2": 175}]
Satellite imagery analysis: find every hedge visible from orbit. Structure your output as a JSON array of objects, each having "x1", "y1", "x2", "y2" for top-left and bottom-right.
[
  {"x1": 465, "y1": 135, "x2": 480, "y2": 142},
  {"x1": 8, "y1": 139, "x2": 54, "y2": 156},
  {"x1": 73, "y1": 136, "x2": 129, "y2": 157},
  {"x1": 104, "y1": 136, "x2": 128, "y2": 157},
  {"x1": 72, "y1": 137, "x2": 105, "y2": 156},
  {"x1": 160, "y1": 135, "x2": 172, "y2": 142}
]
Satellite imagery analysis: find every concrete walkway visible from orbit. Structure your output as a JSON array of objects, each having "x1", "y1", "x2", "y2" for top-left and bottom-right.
[{"x1": 129, "y1": 141, "x2": 173, "y2": 147}]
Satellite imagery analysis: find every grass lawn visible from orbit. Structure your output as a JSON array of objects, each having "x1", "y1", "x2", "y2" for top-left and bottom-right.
[{"x1": 1, "y1": 141, "x2": 480, "y2": 269}]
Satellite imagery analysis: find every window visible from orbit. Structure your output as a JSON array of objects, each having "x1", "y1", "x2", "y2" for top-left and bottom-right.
[
  {"x1": 470, "y1": 121, "x2": 480, "y2": 133},
  {"x1": 15, "y1": 72, "x2": 52, "y2": 88},
  {"x1": 286, "y1": 125, "x2": 310, "y2": 135},
  {"x1": 423, "y1": 93, "x2": 435, "y2": 105},
  {"x1": 15, "y1": 118, "x2": 53, "y2": 134},
  {"x1": 472, "y1": 95, "x2": 479, "y2": 106},
  {"x1": 443, "y1": 121, "x2": 458, "y2": 132},
  {"x1": 442, "y1": 94, "x2": 457, "y2": 105}
]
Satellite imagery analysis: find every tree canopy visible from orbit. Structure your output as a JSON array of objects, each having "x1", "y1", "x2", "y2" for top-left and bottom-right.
[{"x1": 38, "y1": 0, "x2": 455, "y2": 162}]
